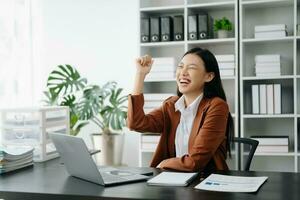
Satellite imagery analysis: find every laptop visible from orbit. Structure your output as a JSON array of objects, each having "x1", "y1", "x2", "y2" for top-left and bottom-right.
[{"x1": 49, "y1": 133, "x2": 150, "y2": 186}]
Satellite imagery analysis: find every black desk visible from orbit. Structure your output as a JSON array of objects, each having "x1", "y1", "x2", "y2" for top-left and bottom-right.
[{"x1": 0, "y1": 158, "x2": 299, "y2": 200}]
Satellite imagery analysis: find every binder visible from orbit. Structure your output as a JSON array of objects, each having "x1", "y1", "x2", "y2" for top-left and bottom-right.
[
  {"x1": 252, "y1": 85, "x2": 259, "y2": 114},
  {"x1": 266, "y1": 84, "x2": 274, "y2": 114},
  {"x1": 274, "y1": 84, "x2": 281, "y2": 114},
  {"x1": 140, "y1": 18, "x2": 150, "y2": 43},
  {"x1": 150, "y1": 17, "x2": 160, "y2": 42},
  {"x1": 160, "y1": 16, "x2": 173, "y2": 42},
  {"x1": 188, "y1": 15, "x2": 197, "y2": 40},
  {"x1": 173, "y1": 15, "x2": 184, "y2": 41},
  {"x1": 259, "y1": 84, "x2": 267, "y2": 114},
  {"x1": 197, "y1": 13, "x2": 208, "y2": 39}
]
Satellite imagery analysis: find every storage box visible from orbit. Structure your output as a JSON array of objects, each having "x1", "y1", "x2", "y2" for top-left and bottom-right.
[{"x1": 0, "y1": 106, "x2": 70, "y2": 162}]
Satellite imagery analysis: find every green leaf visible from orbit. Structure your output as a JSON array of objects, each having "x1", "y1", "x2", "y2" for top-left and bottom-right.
[{"x1": 47, "y1": 64, "x2": 87, "y2": 98}]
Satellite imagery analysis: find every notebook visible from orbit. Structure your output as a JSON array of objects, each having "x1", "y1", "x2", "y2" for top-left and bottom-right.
[{"x1": 147, "y1": 172, "x2": 198, "y2": 186}]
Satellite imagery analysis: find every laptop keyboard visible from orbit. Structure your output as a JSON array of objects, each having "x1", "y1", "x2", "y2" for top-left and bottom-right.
[{"x1": 100, "y1": 172, "x2": 127, "y2": 183}]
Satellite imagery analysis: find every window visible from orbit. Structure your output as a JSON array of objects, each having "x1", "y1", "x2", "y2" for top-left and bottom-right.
[{"x1": 0, "y1": 0, "x2": 33, "y2": 107}]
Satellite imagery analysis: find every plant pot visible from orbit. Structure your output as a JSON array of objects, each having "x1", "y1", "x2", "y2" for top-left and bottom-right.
[
  {"x1": 217, "y1": 30, "x2": 229, "y2": 38},
  {"x1": 90, "y1": 133, "x2": 124, "y2": 166}
]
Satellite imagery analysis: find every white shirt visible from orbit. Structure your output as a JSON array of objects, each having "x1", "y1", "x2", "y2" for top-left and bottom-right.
[{"x1": 174, "y1": 94, "x2": 203, "y2": 157}]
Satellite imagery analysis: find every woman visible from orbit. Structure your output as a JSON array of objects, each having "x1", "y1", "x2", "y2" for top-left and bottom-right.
[{"x1": 127, "y1": 47, "x2": 234, "y2": 172}]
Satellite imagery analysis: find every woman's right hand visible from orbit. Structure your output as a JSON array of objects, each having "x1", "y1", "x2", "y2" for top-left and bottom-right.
[{"x1": 135, "y1": 54, "x2": 154, "y2": 76}]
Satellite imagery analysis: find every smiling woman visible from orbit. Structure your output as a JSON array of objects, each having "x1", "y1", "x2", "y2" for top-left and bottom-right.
[{"x1": 127, "y1": 47, "x2": 234, "y2": 172}]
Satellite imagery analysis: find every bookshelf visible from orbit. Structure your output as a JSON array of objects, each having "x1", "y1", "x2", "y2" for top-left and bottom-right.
[
  {"x1": 239, "y1": 0, "x2": 299, "y2": 172},
  {"x1": 138, "y1": 0, "x2": 239, "y2": 170}
]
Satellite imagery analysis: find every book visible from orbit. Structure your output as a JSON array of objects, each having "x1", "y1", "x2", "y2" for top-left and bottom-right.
[
  {"x1": 255, "y1": 66, "x2": 281, "y2": 74},
  {"x1": 220, "y1": 69, "x2": 235, "y2": 76},
  {"x1": 255, "y1": 24, "x2": 287, "y2": 32},
  {"x1": 273, "y1": 84, "x2": 281, "y2": 114},
  {"x1": 153, "y1": 57, "x2": 176, "y2": 65},
  {"x1": 250, "y1": 136, "x2": 289, "y2": 146},
  {"x1": 255, "y1": 30, "x2": 287, "y2": 39},
  {"x1": 256, "y1": 145, "x2": 288, "y2": 153},
  {"x1": 195, "y1": 174, "x2": 268, "y2": 192},
  {"x1": 144, "y1": 93, "x2": 174, "y2": 101},
  {"x1": 255, "y1": 55, "x2": 280, "y2": 63},
  {"x1": 252, "y1": 85, "x2": 259, "y2": 114},
  {"x1": 259, "y1": 84, "x2": 267, "y2": 114},
  {"x1": 266, "y1": 84, "x2": 274, "y2": 114},
  {"x1": 218, "y1": 62, "x2": 235, "y2": 69},
  {"x1": 142, "y1": 135, "x2": 160, "y2": 143},
  {"x1": 147, "y1": 172, "x2": 198, "y2": 186},
  {"x1": 215, "y1": 55, "x2": 235, "y2": 62}
]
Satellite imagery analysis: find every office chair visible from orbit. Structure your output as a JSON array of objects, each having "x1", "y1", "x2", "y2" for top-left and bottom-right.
[{"x1": 233, "y1": 137, "x2": 259, "y2": 171}]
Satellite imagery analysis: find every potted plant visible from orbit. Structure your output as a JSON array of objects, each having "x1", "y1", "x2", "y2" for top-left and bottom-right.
[
  {"x1": 214, "y1": 17, "x2": 233, "y2": 38},
  {"x1": 78, "y1": 82, "x2": 127, "y2": 166},
  {"x1": 44, "y1": 64, "x2": 89, "y2": 136},
  {"x1": 44, "y1": 64, "x2": 128, "y2": 165}
]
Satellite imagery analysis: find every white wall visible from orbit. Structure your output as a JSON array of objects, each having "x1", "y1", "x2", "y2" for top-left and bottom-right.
[{"x1": 38, "y1": 0, "x2": 140, "y2": 165}]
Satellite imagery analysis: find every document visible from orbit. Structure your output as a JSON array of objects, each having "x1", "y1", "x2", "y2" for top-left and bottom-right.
[
  {"x1": 147, "y1": 172, "x2": 198, "y2": 186},
  {"x1": 195, "y1": 174, "x2": 268, "y2": 192}
]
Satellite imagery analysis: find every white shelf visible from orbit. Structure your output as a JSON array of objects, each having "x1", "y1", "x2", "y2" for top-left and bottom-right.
[
  {"x1": 242, "y1": 0, "x2": 293, "y2": 8},
  {"x1": 242, "y1": 75, "x2": 294, "y2": 80},
  {"x1": 140, "y1": 5, "x2": 184, "y2": 13},
  {"x1": 187, "y1": 38, "x2": 235, "y2": 45},
  {"x1": 242, "y1": 36, "x2": 294, "y2": 43},
  {"x1": 187, "y1": 1, "x2": 235, "y2": 10},
  {"x1": 243, "y1": 114, "x2": 295, "y2": 118},
  {"x1": 140, "y1": 41, "x2": 185, "y2": 47}
]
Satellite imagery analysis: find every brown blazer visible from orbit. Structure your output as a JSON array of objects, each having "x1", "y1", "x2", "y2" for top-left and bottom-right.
[{"x1": 127, "y1": 94, "x2": 229, "y2": 172}]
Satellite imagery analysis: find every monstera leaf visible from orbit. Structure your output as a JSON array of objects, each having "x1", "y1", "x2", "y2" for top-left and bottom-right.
[
  {"x1": 47, "y1": 64, "x2": 87, "y2": 99},
  {"x1": 100, "y1": 88, "x2": 127, "y2": 131},
  {"x1": 77, "y1": 82, "x2": 117, "y2": 121}
]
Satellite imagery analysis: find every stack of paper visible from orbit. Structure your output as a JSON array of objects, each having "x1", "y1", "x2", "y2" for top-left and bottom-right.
[
  {"x1": 144, "y1": 93, "x2": 174, "y2": 113},
  {"x1": 215, "y1": 55, "x2": 235, "y2": 77},
  {"x1": 254, "y1": 24, "x2": 287, "y2": 39},
  {"x1": 195, "y1": 174, "x2": 268, "y2": 192},
  {"x1": 255, "y1": 54, "x2": 281, "y2": 77},
  {"x1": 0, "y1": 146, "x2": 34, "y2": 174},
  {"x1": 145, "y1": 57, "x2": 176, "y2": 81}
]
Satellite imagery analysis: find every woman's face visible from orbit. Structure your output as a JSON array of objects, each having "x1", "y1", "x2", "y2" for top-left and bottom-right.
[{"x1": 176, "y1": 53, "x2": 214, "y2": 96}]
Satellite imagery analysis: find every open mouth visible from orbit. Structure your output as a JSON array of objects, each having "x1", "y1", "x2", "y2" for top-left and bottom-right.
[{"x1": 179, "y1": 78, "x2": 191, "y2": 86}]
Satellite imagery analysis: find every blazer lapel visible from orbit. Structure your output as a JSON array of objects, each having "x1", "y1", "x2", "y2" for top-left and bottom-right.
[{"x1": 188, "y1": 98, "x2": 210, "y2": 147}]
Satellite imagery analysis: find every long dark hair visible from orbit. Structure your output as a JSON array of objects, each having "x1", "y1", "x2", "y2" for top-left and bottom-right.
[{"x1": 177, "y1": 47, "x2": 234, "y2": 157}]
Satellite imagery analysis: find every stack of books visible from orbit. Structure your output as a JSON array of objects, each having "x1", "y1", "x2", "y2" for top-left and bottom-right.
[
  {"x1": 251, "y1": 84, "x2": 281, "y2": 114},
  {"x1": 251, "y1": 136, "x2": 289, "y2": 153},
  {"x1": 141, "y1": 135, "x2": 160, "y2": 151},
  {"x1": 254, "y1": 24, "x2": 287, "y2": 39},
  {"x1": 255, "y1": 55, "x2": 281, "y2": 77},
  {"x1": 0, "y1": 146, "x2": 34, "y2": 174},
  {"x1": 145, "y1": 57, "x2": 176, "y2": 81},
  {"x1": 144, "y1": 93, "x2": 174, "y2": 113},
  {"x1": 215, "y1": 55, "x2": 235, "y2": 77}
]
